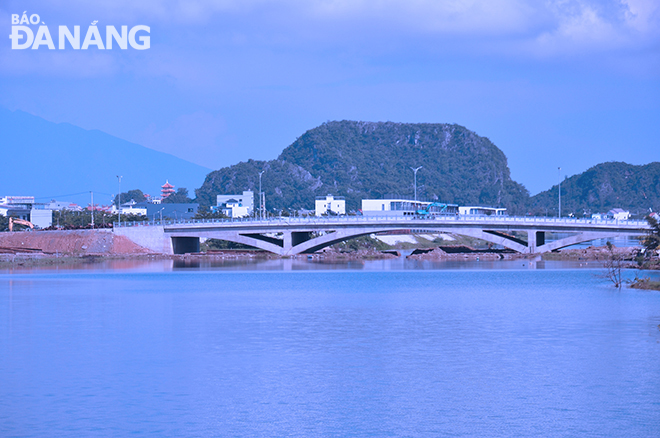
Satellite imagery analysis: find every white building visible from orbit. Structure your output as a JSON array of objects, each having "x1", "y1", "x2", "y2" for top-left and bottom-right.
[
  {"x1": 608, "y1": 208, "x2": 630, "y2": 221},
  {"x1": 111, "y1": 200, "x2": 147, "y2": 216},
  {"x1": 361, "y1": 199, "x2": 458, "y2": 217},
  {"x1": 458, "y1": 206, "x2": 507, "y2": 216},
  {"x1": 0, "y1": 196, "x2": 34, "y2": 205},
  {"x1": 221, "y1": 199, "x2": 251, "y2": 218},
  {"x1": 217, "y1": 191, "x2": 254, "y2": 215},
  {"x1": 315, "y1": 195, "x2": 346, "y2": 216},
  {"x1": 29, "y1": 209, "x2": 53, "y2": 229}
]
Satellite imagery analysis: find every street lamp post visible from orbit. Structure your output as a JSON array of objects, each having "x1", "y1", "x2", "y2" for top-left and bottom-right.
[
  {"x1": 258, "y1": 170, "x2": 265, "y2": 220},
  {"x1": 90, "y1": 191, "x2": 94, "y2": 229},
  {"x1": 558, "y1": 167, "x2": 561, "y2": 219},
  {"x1": 410, "y1": 166, "x2": 422, "y2": 202},
  {"x1": 116, "y1": 175, "x2": 122, "y2": 226}
]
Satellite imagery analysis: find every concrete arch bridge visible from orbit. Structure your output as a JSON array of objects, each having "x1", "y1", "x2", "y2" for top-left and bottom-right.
[{"x1": 113, "y1": 216, "x2": 650, "y2": 256}]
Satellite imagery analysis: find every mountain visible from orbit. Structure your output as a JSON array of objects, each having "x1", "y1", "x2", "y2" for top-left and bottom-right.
[
  {"x1": 196, "y1": 121, "x2": 529, "y2": 213},
  {"x1": 0, "y1": 108, "x2": 210, "y2": 206},
  {"x1": 529, "y1": 162, "x2": 660, "y2": 217}
]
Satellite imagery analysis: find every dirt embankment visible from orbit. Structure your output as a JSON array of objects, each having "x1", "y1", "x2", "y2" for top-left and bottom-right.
[
  {"x1": 0, "y1": 229, "x2": 150, "y2": 255},
  {"x1": 406, "y1": 245, "x2": 644, "y2": 261},
  {"x1": 540, "y1": 246, "x2": 637, "y2": 261},
  {"x1": 406, "y1": 246, "x2": 520, "y2": 261},
  {"x1": 309, "y1": 247, "x2": 399, "y2": 260}
]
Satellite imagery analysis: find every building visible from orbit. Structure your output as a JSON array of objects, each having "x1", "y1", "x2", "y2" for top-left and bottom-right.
[
  {"x1": 0, "y1": 196, "x2": 35, "y2": 205},
  {"x1": 29, "y1": 209, "x2": 53, "y2": 229},
  {"x1": 0, "y1": 195, "x2": 52, "y2": 228},
  {"x1": 361, "y1": 199, "x2": 458, "y2": 217},
  {"x1": 608, "y1": 208, "x2": 630, "y2": 221},
  {"x1": 161, "y1": 181, "x2": 175, "y2": 199},
  {"x1": 458, "y1": 206, "x2": 507, "y2": 216},
  {"x1": 217, "y1": 199, "x2": 251, "y2": 218},
  {"x1": 216, "y1": 191, "x2": 254, "y2": 216},
  {"x1": 43, "y1": 200, "x2": 83, "y2": 212},
  {"x1": 112, "y1": 199, "x2": 147, "y2": 216},
  {"x1": 139, "y1": 203, "x2": 199, "y2": 220},
  {"x1": 0, "y1": 204, "x2": 30, "y2": 221},
  {"x1": 315, "y1": 195, "x2": 346, "y2": 216}
]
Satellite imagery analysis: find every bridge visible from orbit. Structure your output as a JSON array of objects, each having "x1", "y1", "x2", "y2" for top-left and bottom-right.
[{"x1": 113, "y1": 215, "x2": 650, "y2": 256}]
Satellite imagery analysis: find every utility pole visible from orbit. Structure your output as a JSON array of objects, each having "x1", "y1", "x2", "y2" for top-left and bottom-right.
[
  {"x1": 116, "y1": 175, "x2": 122, "y2": 226},
  {"x1": 411, "y1": 166, "x2": 422, "y2": 202},
  {"x1": 558, "y1": 167, "x2": 561, "y2": 219}
]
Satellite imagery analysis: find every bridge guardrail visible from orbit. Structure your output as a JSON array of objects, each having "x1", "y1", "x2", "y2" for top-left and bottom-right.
[{"x1": 113, "y1": 215, "x2": 650, "y2": 229}]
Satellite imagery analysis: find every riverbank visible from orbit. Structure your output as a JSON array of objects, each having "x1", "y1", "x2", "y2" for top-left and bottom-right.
[
  {"x1": 630, "y1": 277, "x2": 660, "y2": 291},
  {"x1": 0, "y1": 229, "x2": 150, "y2": 255}
]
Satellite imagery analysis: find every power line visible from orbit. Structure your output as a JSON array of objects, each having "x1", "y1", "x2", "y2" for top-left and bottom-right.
[{"x1": 33, "y1": 191, "x2": 115, "y2": 201}]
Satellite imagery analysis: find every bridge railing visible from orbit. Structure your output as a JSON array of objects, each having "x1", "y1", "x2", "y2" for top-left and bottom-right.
[{"x1": 113, "y1": 215, "x2": 650, "y2": 229}]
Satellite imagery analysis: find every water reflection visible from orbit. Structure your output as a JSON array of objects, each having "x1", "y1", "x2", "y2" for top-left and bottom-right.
[{"x1": 0, "y1": 254, "x2": 614, "y2": 274}]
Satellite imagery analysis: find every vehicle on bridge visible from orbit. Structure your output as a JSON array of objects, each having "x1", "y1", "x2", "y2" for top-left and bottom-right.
[
  {"x1": 362, "y1": 199, "x2": 459, "y2": 217},
  {"x1": 416, "y1": 202, "x2": 449, "y2": 217}
]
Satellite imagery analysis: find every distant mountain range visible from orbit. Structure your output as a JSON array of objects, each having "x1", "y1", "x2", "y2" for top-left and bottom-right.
[{"x1": 0, "y1": 108, "x2": 210, "y2": 206}]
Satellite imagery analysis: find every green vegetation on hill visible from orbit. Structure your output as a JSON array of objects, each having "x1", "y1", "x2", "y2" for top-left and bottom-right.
[
  {"x1": 529, "y1": 162, "x2": 660, "y2": 217},
  {"x1": 162, "y1": 188, "x2": 193, "y2": 204},
  {"x1": 196, "y1": 121, "x2": 529, "y2": 213},
  {"x1": 114, "y1": 190, "x2": 147, "y2": 205},
  {"x1": 195, "y1": 122, "x2": 660, "y2": 216}
]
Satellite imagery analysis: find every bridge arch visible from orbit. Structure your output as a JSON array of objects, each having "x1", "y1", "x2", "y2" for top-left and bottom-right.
[
  {"x1": 193, "y1": 226, "x2": 534, "y2": 255},
  {"x1": 197, "y1": 228, "x2": 639, "y2": 256}
]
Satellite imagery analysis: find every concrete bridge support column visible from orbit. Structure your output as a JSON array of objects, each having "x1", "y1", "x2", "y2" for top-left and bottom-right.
[
  {"x1": 283, "y1": 231, "x2": 292, "y2": 254},
  {"x1": 527, "y1": 230, "x2": 545, "y2": 254}
]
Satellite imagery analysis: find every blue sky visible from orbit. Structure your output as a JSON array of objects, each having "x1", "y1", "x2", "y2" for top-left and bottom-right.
[{"x1": 1, "y1": 0, "x2": 658, "y2": 195}]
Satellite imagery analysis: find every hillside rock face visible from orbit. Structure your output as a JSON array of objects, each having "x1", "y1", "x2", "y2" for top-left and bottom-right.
[
  {"x1": 196, "y1": 121, "x2": 529, "y2": 212},
  {"x1": 529, "y1": 162, "x2": 660, "y2": 216}
]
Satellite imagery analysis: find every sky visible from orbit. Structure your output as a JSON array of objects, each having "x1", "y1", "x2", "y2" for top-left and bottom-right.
[{"x1": 1, "y1": 0, "x2": 658, "y2": 195}]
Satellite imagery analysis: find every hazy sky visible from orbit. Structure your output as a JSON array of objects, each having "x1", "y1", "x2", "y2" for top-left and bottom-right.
[{"x1": 1, "y1": 0, "x2": 658, "y2": 194}]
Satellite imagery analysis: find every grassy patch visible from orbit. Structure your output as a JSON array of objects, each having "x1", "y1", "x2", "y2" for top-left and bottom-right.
[{"x1": 629, "y1": 277, "x2": 660, "y2": 291}]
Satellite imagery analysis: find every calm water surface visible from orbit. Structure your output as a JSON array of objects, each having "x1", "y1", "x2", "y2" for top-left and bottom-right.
[{"x1": 1, "y1": 259, "x2": 659, "y2": 437}]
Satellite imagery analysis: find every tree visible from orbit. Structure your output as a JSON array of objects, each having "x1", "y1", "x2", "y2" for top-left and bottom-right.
[
  {"x1": 603, "y1": 241, "x2": 624, "y2": 289},
  {"x1": 643, "y1": 214, "x2": 660, "y2": 252},
  {"x1": 162, "y1": 188, "x2": 193, "y2": 204},
  {"x1": 114, "y1": 189, "x2": 146, "y2": 205},
  {"x1": 193, "y1": 205, "x2": 227, "y2": 219}
]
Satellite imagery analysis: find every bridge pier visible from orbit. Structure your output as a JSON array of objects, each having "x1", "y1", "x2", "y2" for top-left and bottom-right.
[{"x1": 527, "y1": 230, "x2": 546, "y2": 254}]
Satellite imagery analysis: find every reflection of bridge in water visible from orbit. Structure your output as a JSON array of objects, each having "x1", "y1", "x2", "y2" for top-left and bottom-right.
[{"x1": 114, "y1": 216, "x2": 650, "y2": 256}]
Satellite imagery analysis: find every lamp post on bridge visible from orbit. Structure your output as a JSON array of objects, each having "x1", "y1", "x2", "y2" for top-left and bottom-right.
[
  {"x1": 258, "y1": 170, "x2": 265, "y2": 220},
  {"x1": 411, "y1": 166, "x2": 422, "y2": 202},
  {"x1": 116, "y1": 175, "x2": 122, "y2": 227},
  {"x1": 558, "y1": 167, "x2": 561, "y2": 219}
]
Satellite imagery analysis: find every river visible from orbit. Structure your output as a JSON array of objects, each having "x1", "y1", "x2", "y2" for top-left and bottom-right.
[{"x1": 1, "y1": 258, "x2": 659, "y2": 437}]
